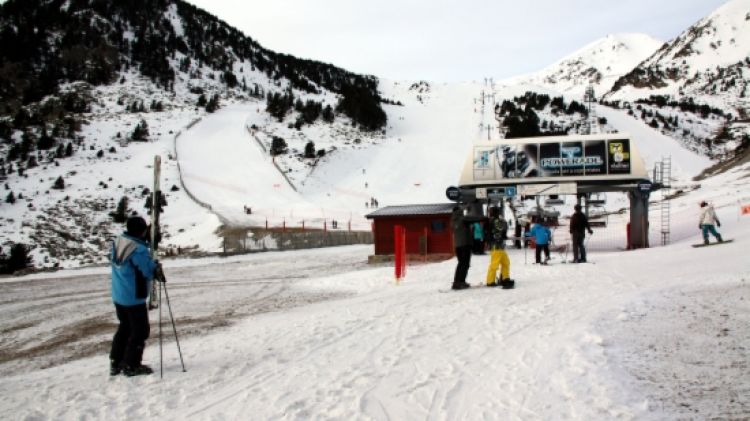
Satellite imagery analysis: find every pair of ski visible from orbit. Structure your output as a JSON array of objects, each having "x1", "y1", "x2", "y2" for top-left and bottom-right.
[{"x1": 147, "y1": 155, "x2": 186, "y2": 378}]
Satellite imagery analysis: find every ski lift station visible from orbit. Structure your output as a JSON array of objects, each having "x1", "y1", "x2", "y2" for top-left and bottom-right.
[{"x1": 447, "y1": 133, "x2": 659, "y2": 249}]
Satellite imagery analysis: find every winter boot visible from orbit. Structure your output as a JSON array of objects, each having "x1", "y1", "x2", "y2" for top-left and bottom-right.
[
  {"x1": 486, "y1": 280, "x2": 499, "y2": 287},
  {"x1": 500, "y1": 279, "x2": 515, "y2": 289},
  {"x1": 704, "y1": 238, "x2": 709, "y2": 245},
  {"x1": 452, "y1": 282, "x2": 471, "y2": 290},
  {"x1": 717, "y1": 234, "x2": 723, "y2": 243},
  {"x1": 110, "y1": 359, "x2": 122, "y2": 376},
  {"x1": 123, "y1": 364, "x2": 154, "y2": 377}
]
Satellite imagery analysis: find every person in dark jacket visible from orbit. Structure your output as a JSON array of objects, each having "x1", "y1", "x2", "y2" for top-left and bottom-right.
[
  {"x1": 109, "y1": 216, "x2": 163, "y2": 377},
  {"x1": 451, "y1": 205, "x2": 474, "y2": 290},
  {"x1": 569, "y1": 204, "x2": 593, "y2": 263},
  {"x1": 513, "y1": 219, "x2": 523, "y2": 249}
]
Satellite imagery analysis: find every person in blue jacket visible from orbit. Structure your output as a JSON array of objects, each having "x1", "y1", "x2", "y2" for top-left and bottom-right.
[
  {"x1": 526, "y1": 217, "x2": 552, "y2": 264},
  {"x1": 109, "y1": 216, "x2": 164, "y2": 377}
]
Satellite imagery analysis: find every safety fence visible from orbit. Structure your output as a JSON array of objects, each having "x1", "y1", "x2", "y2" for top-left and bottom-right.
[
  {"x1": 172, "y1": 118, "x2": 215, "y2": 213},
  {"x1": 220, "y1": 228, "x2": 373, "y2": 254}
]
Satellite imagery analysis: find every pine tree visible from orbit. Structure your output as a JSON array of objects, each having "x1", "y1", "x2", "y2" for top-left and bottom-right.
[
  {"x1": 38, "y1": 127, "x2": 55, "y2": 150},
  {"x1": 270, "y1": 136, "x2": 287, "y2": 156},
  {"x1": 322, "y1": 105, "x2": 335, "y2": 123},
  {"x1": 206, "y1": 94, "x2": 220, "y2": 112},
  {"x1": 0, "y1": 243, "x2": 32, "y2": 274},
  {"x1": 131, "y1": 119, "x2": 149, "y2": 141},
  {"x1": 304, "y1": 141, "x2": 316, "y2": 158},
  {"x1": 112, "y1": 196, "x2": 128, "y2": 223},
  {"x1": 52, "y1": 176, "x2": 65, "y2": 190},
  {"x1": 6, "y1": 191, "x2": 15, "y2": 204}
]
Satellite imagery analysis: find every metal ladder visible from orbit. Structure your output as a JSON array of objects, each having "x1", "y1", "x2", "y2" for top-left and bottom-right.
[{"x1": 655, "y1": 156, "x2": 672, "y2": 245}]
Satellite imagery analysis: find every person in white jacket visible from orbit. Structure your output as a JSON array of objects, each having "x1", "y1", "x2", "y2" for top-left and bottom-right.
[{"x1": 699, "y1": 201, "x2": 723, "y2": 245}]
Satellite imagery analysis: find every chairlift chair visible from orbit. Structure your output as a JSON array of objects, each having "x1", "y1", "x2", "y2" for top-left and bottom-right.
[
  {"x1": 587, "y1": 193, "x2": 606, "y2": 207},
  {"x1": 588, "y1": 207, "x2": 608, "y2": 228}
]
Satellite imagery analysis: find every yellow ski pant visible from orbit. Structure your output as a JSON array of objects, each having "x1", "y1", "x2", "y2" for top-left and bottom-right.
[{"x1": 486, "y1": 248, "x2": 510, "y2": 285}]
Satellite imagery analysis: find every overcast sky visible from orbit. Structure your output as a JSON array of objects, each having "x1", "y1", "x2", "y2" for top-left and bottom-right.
[{"x1": 182, "y1": 0, "x2": 730, "y2": 82}]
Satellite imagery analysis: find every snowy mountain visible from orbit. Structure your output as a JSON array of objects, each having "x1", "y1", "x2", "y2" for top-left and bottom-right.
[
  {"x1": 602, "y1": 0, "x2": 750, "y2": 156},
  {"x1": 0, "y1": 0, "x2": 748, "y2": 271},
  {"x1": 506, "y1": 33, "x2": 663, "y2": 99},
  {"x1": 607, "y1": 0, "x2": 750, "y2": 107},
  {"x1": 0, "y1": 0, "x2": 388, "y2": 269}
]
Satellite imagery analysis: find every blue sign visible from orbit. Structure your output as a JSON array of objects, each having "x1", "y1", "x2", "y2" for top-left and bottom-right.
[{"x1": 505, "y1": 186, "x2": 517, "y2": 197}]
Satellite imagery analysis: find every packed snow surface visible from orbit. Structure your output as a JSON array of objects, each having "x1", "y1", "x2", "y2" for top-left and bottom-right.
[{"x1": 1, "y1": 191, "x2": 748, "y2": 419}]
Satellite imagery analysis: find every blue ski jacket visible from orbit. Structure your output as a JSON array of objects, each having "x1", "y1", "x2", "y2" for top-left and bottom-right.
[
  {"x1": 526, "y1": 223, "x2": 552, "y2": 245},
  {"x1": 472, "y1": 222, "x2": 484, "y2": 240},
  {"x1": 111, "y1": 233, "x2": 157, "y2": 306}
]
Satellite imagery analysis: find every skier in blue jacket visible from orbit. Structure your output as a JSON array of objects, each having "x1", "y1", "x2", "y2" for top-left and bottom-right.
[
  {"x1": 109, "y1": 216, "x2": 164, "y2": 377},
  {"x1": 526, "y1": 218, "x2": 552, "y2": 264}
]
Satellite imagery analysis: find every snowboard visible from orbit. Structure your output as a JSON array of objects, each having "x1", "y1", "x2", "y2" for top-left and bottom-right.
[
  {"x1": 692, "y1": 239, "x2": 733, "y2": 248},
  {"x1": 439, "y1": 279, "x2": 515, "y2": 292}
]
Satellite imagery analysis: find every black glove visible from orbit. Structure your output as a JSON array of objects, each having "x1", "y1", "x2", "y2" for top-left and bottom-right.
[
  {"x1": 588, "y1": 229, "x2": 593, "y2": 235},
  {"x1": 717, "y1": 221, "x2": 721, "y2": 227},
  {"x1": 154, "y1": 262, "x2": 166, "y2": 283},
  {"x1": 698, "y1": 224, "x2": 702, "y2": 229}
]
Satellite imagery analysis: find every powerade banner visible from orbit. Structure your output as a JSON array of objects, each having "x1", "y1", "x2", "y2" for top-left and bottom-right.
[{"x1": 473, "y1": 139, "x2": 630, "y2": 180}]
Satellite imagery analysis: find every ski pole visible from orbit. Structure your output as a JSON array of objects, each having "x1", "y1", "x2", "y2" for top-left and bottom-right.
[
  {"x1": 162, "y1": 280, "x2": 187, "y2": 373},
  {"x1": 159, "y1": 277, "x2": 163, "y2": 378}
]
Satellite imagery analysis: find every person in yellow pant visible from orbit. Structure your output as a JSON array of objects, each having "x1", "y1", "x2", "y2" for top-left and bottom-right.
[{"x1": 485, "y1": 206, "x2": 514, "y2": 288}]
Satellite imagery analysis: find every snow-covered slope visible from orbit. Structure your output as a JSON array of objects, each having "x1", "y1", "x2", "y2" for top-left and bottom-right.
[
  {"x1": 506, "y1": 34, "x2": 663, "y2": 99},
  {"x1": 1, "y1": 158, "x2": 748, "y2": 419},
  {"x1": 175, "y1": 81, "x2": 483, "y2": 233}
]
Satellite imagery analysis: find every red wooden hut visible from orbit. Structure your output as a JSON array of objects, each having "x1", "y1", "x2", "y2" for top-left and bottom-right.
[{"x1": 365, "y1": 203, "x2": 456, "y2": 262}]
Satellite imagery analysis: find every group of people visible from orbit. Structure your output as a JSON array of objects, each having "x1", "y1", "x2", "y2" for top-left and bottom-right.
[
  {"x1": 451, "y1": 204, "x2": 513, "y2": 290},
  {"x1": 450, "y1": 203, "x2": 595, "y2": 290}
]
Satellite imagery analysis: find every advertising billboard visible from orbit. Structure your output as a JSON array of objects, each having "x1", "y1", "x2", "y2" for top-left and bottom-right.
[{"x1": 470, "y1": 138, "x2": 633, "y2": 182}]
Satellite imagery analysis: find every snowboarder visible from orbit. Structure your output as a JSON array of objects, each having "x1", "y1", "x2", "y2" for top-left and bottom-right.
[
  {"x1": 569, "y1": 204, "x2": 593, "y2": 263},
  {"x1": 450, "y1": 205, "x2": 477, "y2": 290},
  {"x1": 485, "y1": 206, "x2": 513, "y2": 288},
  {"x1": 109, "y1": 216, "x2": 165, "y2": 377},
  {"x1": 526, "y1": 217, "x2": 552, "y2": 264},
  {"x1": 698, "y1": 201, "x2": 723, "y2": 245}
]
